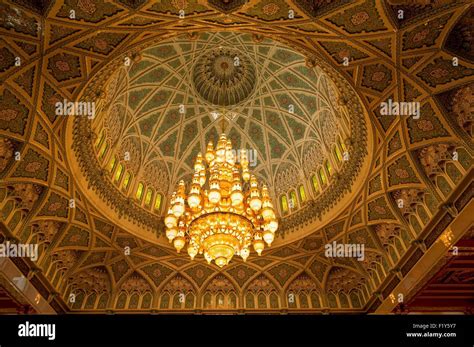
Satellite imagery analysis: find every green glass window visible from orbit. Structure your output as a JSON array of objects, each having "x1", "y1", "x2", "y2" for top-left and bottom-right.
[
  {"x1": 281, "y1": 195, "x2": 288, "y2": 213},
  {"x1": 334, "y1": 146, "x2": 342, "y2": 162},
  {"x1": 338, "y1": 137, "x2": 347, "y2": 152},
  {"x1": 319, "y1": 168, "x2": 327, "y2": 185},
  {"x1": 312, "y1": 175, "x2": 319, "y2": 193},
  {"x1": 145, "y1": 188, "x2": 153, "y2": 207},
  {"x1": 108, "y1": 156, "x2": 117, "y2": 172},
  {"x1": 290, "y1": 191, "x2": 297, "y2": 208},
  {"x1": 136, "y1": 182, "x2": 144, "y2": 201},
  {"x1": 325, "y1": 161, "x2": 332, "y2": 175},
  {"x1": 99, "y1": 142, "x2": 108, "y2": 160},
  {"x1": 299, "y1": 185, "x2": 306, "y2": 202},
  {"x1": 122, "y1": 171, "x2": 131, "y2": 190},
  {"x1": 95, "y1": 130, "x2": 105, "y2": 149},
  {"x1": 114, "y1": 164, "x2": 123, "y2": 182},
  {"x1": 154, "y1": 193, "x2": 162, "y2": 211}
]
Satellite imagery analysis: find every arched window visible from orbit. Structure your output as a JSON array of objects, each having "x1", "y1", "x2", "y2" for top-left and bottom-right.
[
  {"x1": 122, "y1": 171, "x2": 131, "y2": 191},
  {"x1": 95, "y1": 130, "x2": 105, "y2": 149},
  {"x1": 290, "y1": 191, "x2": 297, "y2": 209},
  {"x1": 228, "y1": 293, "x2": 237, "y2": 308},
  {"x1": 311, "y1": 175, "x2": 319, "y2": 193},
  {"x1": 269, "y1": 292, "x2": 279, "y2": 309},
  {"x1": 216, "y1": 293, "x2": 225, "y2": 308},
  {"x1": 172, "y1": 293, "x2": 182, "y2": 309},
  {"x1": 281, "y1": 195, "x2": 288, "y2": 214},
  {"x1": 310, "y1": 292, "x2": 321, "y2": 308},
  {"x1": 288, "y1": 291, "x2": 297, "y2": 308},
  {"x1": 327, "y1": 292, "x2": 338, "y2": 308},
  {"x1": 325, "y1": 160, "x2": 332, "y2": 176},
  {"x1": 144, "y1": 188, "x2": 153, "y2": 207},
  {"x1": 245, "y1": 293, "x2": 254, "y2": 308},
  {"x1": 136, "y1": 182, "x2": 144, "y2": 201},
  {"x1": 108, "y1": 156, "x2": 117, "y2": 172},
  {"x1": 203, "y1": 293, "x2": 212, "y2": 309},
  {"x1": 338, "y1": 137, "x2": 347, "y2": 152},
  {"x1": 115, "y1": 292, "x2": 127, "y2": 309},
  {"x1": 154, "y1": 193, "x2": 162, "y2": 211},
  {"x1": 319, "y1": 168, "x2": 327, "y2": 185},
  {"x1": 185, "y1": 293, "x2": 195, "y2": 309},
  {"x1": 257, "y1": 293, "x2": 266, "y2": 308},
  {"x1": 99, "y1": 142, "x2": 109, "y2": 160},
  {"x1": 141, "y1": 293, "x2": 152, "y2": 309},
  {"x1": 160, "y1": 293, "x2": 170, "y2": 309},
  {"x1": 114, "y1": 164, "x2": 123, "y2": 182},
  {"x1": 298, "y1": 185, "x2": 306, "y2": 202},
  {"x1": 339, "y1": 292, "x2": 350, "y2": 308},
  {"x1": 334, "y1": 146, "x2": 342, "y2": 162},
  {"x1": 129, "y1": 293, "x2": 139, "y2": 309},
  {"x1": 98, "y1": 293, "x2": 109, "y2": 309},
  {"x1": 349, "y1": 291, "x2": 361, "y2": 308},
  {"x1": 299, "y1": 293, "x2": 309, "y2": 308}
]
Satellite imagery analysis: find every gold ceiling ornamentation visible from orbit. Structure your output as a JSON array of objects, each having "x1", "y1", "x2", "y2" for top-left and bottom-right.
[
  {"x1": 192, "y1": 47, "x2": 256, "y2": 106},
  {"x1": 68, "y1": 31, "x2": 366, "y2": 245},
  {"x1": 165, "y1": 132, "x2": 278, "y2": 267}
]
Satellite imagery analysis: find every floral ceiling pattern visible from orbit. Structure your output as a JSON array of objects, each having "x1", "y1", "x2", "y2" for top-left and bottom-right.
[{"x1": 70, "y1": 31, "x2": 363, "y2": 244}]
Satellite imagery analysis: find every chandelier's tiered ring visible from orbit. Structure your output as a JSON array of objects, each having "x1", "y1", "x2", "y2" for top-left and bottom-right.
[{"x1": 164, "y1": 133, "x2": 278, "y2": 267}]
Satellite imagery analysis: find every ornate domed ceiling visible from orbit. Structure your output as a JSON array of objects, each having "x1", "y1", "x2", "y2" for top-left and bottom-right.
[
  {"x1": 68, "y1": 31, "x2": 369, "y2": 245},
  {"x1": 0, "y1": 0, "x2": 472, "y2": 315},
  {"x1": 192, "y1": 46, "x2": 257, "y2": 105}
]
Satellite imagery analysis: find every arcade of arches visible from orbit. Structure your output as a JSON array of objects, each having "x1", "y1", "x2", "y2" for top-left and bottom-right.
[{"x1": 0, "y1": 0, "x2": 472, "y2": 314}]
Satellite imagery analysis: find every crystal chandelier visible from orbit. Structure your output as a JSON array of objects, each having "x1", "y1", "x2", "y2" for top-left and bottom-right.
[{"x1": 164, "y1": 133, "x2": 278, "y2": 267}]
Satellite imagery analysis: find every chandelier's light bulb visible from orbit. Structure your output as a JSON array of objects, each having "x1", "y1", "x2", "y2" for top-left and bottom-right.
[
  {"x1": 240, "y1": 248, "x2": 249, "y2": 261},
  {"x1": 209, "y1": 183, "x2": 221, "y2": 204},
  {"x1": 166, "y1": 227, "x2": 177, "y2": 242},
  {"x1": 231, "y1": 190, "x2": 243, "y2": 206},
  {"x1": 194, "y1": 153, "x2": 203, "y2": 172},
  {"x1": 267, "y1": 219, "x2": 278, "y2": 233},
  {"x1": 205, "y1": 141, "x2": 215, "y2": 162},
  {"x1": 242, "y1": 170, "x2": 250, "y2": 181},
  {"x1": 187, "y1": 193, "x2": 201, "y2": 208},
  {"x1": 164, "y1": 211, "x2": 177, "y2": 228},
  {"x1": 172, "y1": 202, "x2": 184, "y2": 217},
  {"x1": 253, "y1": 239, "x2": 265, "y2": 256},
  {"x1": 240, "y1": 149, "x2": 248, "y2": 166},
  {"x1": 262, "y1": 207, "x2": 275, "y2": 221},
  {"x1": 173, "y1": 236, "x2": 185, "y2": 253},
  {"x1": 225, "y1": 141, "x2": 235, "y2": 164},
  {"x1": 215, "y1": 256, "x2": 227, "y2": 268},
  {"x1": 199, "y1": 170, "x2": 206, "y2": 186},
  {"x1": 216, "y1": 142, "x2": 226, "y2": 161},
  {"x1": 250, "y1": 197, "x2": 262, "y2": 211},
  {"x1": 187, "y1": 245, "x2": 198, "y2": 260},
  {"x1": 263, "y1": 230, "x2": 274, "y2": 246}
]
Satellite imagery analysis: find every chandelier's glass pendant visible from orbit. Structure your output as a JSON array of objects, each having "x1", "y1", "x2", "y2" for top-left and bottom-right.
[{"x1": 164, "y1": 133, "x2": 278, "y2": 267}]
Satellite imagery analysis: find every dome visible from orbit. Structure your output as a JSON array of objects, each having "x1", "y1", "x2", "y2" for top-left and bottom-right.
[
  {"x1": 192, "y1": 47, "x2": 256, "y2": 106},
  {"x1": 68, "y1": 32, "x2": 370, "y2": 246}
]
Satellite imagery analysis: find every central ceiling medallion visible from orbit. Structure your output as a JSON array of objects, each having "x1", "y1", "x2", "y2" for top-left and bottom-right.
[
  {"x1": 192, "y1": 48, "x2": 256, "y2": 106},
  {"x1": 164, "y1": 132, "x2": 278, "y2": 267}
]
